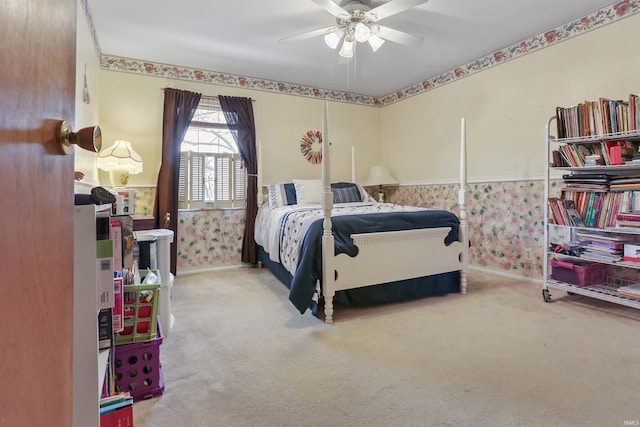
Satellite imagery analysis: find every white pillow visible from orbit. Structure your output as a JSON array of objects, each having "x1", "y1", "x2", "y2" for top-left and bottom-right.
[{"x1": 293, "y1": 179, "x2": 323, "y2": 205}]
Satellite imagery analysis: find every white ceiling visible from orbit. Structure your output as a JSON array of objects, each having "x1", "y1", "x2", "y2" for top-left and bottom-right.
[{"x1": 87, "y1": 0, "x2": 617, "y2": 97}]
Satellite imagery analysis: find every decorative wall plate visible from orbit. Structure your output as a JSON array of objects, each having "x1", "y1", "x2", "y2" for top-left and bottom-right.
[{"x1": 300, "y1": 130, "x2": 323, "y2": 164}]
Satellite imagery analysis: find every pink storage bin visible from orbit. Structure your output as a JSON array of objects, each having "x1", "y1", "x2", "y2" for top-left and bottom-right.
[{"x1": 550, "y1": 259, "x2": 607, "y2": 287}]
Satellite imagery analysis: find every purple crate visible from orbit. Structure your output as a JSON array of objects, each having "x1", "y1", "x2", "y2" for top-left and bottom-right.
[{"x1": 113, "y1": 319, "x2": 165, "y2": 401}]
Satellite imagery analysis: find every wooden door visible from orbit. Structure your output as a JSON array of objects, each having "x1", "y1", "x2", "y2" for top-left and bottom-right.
[{"x1": 0, "y1": 0, "x2": 76, "y2": 426}]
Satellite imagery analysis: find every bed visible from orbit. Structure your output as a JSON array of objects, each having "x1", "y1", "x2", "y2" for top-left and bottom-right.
[{"x1": 256, "y1": 102, "x2": 469, "y2": 322}]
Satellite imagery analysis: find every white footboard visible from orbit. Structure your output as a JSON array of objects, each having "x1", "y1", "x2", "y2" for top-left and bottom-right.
[
  {"x1": 322, "y1": 227, "x2": 463, "y2": 322},
  {"x1": 317, "y1": 102, "x2": 468, "y2": 323}
]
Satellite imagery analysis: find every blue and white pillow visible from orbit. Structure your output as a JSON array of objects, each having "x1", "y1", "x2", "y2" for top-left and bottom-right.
[
  {"x1": 267, "y1": 183, "x2": 297, "y2": 209},
  {"x1": 331, "y1": 182, "x2": 362, "y2": 203}
]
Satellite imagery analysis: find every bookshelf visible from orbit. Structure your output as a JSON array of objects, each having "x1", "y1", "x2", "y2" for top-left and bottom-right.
[
  {"x1": 73, "y1": 204, "x2": 114, "y2": 426},
  {"x1": 543, "y1": 97, "x2": 640, "y2": 309}
]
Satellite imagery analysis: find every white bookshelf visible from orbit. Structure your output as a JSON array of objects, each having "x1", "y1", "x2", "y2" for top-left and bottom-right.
[{"x1": 73, "y1": 204, "x2": 112, "y2": 426}]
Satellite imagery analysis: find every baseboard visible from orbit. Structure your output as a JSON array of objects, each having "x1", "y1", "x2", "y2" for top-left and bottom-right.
[
  {"x1": 176, "y1": 263, "x2": 249, "y2": 276},
  {"x1": 177, "y1": 263, "x2": 543, "y2": 286},
  {"x1": 469, "y1": 265, "x2": 542, "y2": 285}
]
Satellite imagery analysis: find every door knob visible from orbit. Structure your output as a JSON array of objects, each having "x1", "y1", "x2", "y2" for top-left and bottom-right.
[{"x1": 57, "y1": 120, "x2": 102, "y2": 155}]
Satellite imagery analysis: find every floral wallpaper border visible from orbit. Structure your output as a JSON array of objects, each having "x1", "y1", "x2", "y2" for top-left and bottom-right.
[{"x1": 98, "y1": 1, "x2": 639, "y2": 107}]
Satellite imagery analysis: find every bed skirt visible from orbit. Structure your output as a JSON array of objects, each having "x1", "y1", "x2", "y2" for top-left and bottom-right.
[{"x1": 258, "y1": 245, "x2": 460, "y2": 312}]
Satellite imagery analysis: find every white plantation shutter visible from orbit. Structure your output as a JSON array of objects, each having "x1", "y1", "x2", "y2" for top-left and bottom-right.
[
  {"x1": 190, "y1": 153, "x2": 206, "y2": 208},
  {"x1": 178, "y1": 151, "x2": 246, "y2": 209},
  {"x1": 215, "y1": 155, "x2": 231, "y2": 205},
  {"x1": 178, "y1": 153, "x2": 187, "y2": 206},
  {"x1": 234, "y1": 154, "x2": 246, "y2": 202}
]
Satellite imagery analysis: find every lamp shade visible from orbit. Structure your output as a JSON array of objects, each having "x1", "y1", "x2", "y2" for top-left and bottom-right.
[
  {"x1": 339, "y1": 38, "x2": 354, "y2": 58},
  {"x1": 96, "y1": 140, "x2": 143, "y2": 174},
  {"x1": 324, "y1": 28, "x2": 343, "y2": 49},
  {"x1": 364, "y1": 165, "x2": 398, "y2": 186}
]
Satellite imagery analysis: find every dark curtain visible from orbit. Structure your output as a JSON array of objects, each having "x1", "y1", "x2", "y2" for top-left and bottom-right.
[
  {"x1": 219, "y1": 95, "x2": 258, "y2": 264},
  {"x1": 153, "y1": 88, "x2": 202, "y2": 275}
]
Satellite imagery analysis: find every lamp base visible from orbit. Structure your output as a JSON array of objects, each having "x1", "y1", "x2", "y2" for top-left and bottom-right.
[{"x1": 378, "y1": 191, "x2": 384, "y2": 203}]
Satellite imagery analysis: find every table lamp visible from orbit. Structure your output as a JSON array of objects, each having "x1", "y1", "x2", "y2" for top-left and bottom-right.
[
  {"x1": 96, "y1": 140, "x2": 143, "y2": 187},
  {"x1": 364, "y1": 165, "x2": 398, "y2": 202}
]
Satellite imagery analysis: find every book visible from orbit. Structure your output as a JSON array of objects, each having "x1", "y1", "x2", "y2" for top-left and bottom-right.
[
  {"x1": 100, "y1": 405, "x2": 133, "y2": 427},
  {"x1": 618, "y1": 282, "x2": 640, "y2": 300},
  {"x1": 109, "y1": 217, "x2": 123, "y2": 274},
  {"x1": 100, "y1": 392, "x2": 131, "y2": 408},
  {"x1": 566, "y1": 208, "x2": 585, "y2": 227},
  {"x1": 98, "y1": 308, "x2": 113, "y2": 350},
  {"x1": 111, "y1": 215, "x2": 134, "y2": 270},
  {"x1": 112, "y1": 277, "x2": 123, "y2": 333}
]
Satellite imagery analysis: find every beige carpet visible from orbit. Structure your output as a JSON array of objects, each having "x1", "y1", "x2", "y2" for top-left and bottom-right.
[{"x1": 132, "y1": 267, "x2": 640, "y2": 427}]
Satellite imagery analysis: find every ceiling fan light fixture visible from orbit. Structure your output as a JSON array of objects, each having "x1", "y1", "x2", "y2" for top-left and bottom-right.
[
  {"x1": 339, "y1": 38, "x2": 354, "y2": 58},
  {"x1": 324, "y1": 28, "x2": 343, "y2": 49},
  {"x1": 367, "y1": 34, "x2": 385, "y2": 52},
  {"x1": 354, "y1": 22, "x2": 371, "y2": 43}
]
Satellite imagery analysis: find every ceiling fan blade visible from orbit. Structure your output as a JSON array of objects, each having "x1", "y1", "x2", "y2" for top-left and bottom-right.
[
  {"x1": 310, "y1": 0, "x2": 349, "y2": 18},
  {"x1": 375, "y1": 25, "x2": 424, "y2": 47},
  {"x1": 368, "y1": 0, "x2": 429, "y2": 21},
  {"x1": 279, "y1": 27, "x2": 335, "y2": 43}
]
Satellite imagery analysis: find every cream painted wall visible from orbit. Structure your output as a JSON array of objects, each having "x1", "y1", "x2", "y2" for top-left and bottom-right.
[
  {"x1": 97, "y1": 71, "x2": 381, "y2": 187},
  {"x1": 74, "y1": 0, "x2": 101, "y2": 191},
  {"x1": 381, "y1": 13, "x2": 640, "y2": 184}
]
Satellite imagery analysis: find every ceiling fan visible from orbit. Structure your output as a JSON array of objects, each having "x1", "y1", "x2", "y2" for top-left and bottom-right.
[{"x1": 281, "y1": 0, "x2": 429, "y2": 58}]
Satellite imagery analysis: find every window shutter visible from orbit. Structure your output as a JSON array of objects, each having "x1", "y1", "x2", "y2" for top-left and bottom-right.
[
  {"x1": 215, "y1": 155, "x2": 232, "y2": 206},
  {"x1": 178, "y1": 153, "x2": 187, "y2": 208},
  {"x1": 190, "y1": 153, "x2": 205, "y2": 209},
  {"x1": 234, "y1": 154, "x2": 247, "y2": 203}
]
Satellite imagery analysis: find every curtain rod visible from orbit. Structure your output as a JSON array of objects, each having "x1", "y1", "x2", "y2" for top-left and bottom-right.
[{"x1": 160, "y1": 89, "x2": 255, "y2": 101}]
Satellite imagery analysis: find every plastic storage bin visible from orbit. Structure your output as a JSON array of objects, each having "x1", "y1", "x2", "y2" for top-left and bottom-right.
[
  {"x1": 114, "y1": 319, "x2": 164, "y2": 401},
  {"x1": 115, "y1": 281, "x2": 159, "y2": 345},
  {"x1": 550, "y1": 259, "x2": 607, "y2": 287},
  {"x1": 136, "y1": 229, "x2": 174, "y2": 337}
]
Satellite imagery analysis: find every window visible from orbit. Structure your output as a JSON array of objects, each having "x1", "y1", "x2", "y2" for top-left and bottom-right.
[{"x1": 178, "y1": 97, "x2": 247, "y2": 209}]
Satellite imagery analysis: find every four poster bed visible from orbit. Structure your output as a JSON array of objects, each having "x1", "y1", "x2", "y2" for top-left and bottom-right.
[{"x1": 255, "y1": 102, "x2": 469, "y2": 323}]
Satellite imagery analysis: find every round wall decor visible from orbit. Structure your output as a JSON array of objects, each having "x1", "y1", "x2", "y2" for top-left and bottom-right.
[{"x1": 300, "y1": 130, "x2": 323, "y2": 164}]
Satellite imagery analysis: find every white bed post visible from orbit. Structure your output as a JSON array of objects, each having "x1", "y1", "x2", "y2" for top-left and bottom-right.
[
  {"x1": 257, "y1": 140, "x2": 263, "y2": 206},
  {"x1": 321, "y1": 100, "x2": 336, "y2": 323},
  {"x1": 351, "y1": 146, "x2": 356, "y2": 183},
  {"x1": 459, "y1": 118, "x2": 469, "y2": 294}
]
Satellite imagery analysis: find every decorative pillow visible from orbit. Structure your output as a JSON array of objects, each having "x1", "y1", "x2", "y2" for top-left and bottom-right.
[
  {"x1": 293, "y1": 179, "x2": 323, "y2": 205},
  {"x1": 331, "y1": 182, "x2": 362, "y2": 203},
  {"x1": 267, "y1": 183, "x2": 297, "y2": 209}
]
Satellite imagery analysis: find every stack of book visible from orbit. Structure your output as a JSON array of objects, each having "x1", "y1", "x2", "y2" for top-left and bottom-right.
[
  {"x1": 575, "y1": 230, "x2": 634, "y2": 263},
  {"x1": 610, "y1": 177, "x2": 640, "y2": 192},
  {"x1": 561, "y1": 173, "x2": 610, "y2": 192},
  {"x1": 579, "y1": 240, "x2": 624, "y2": 262},
  {"x1": 615, "y1": 211, "x2": 640, "y2": 228},
  {"x1": 618, "y1": 283, "x2": 640, "y2": 300},
  {"x1": 100, "y1": 392, "x2": 133, "y2": 426}
]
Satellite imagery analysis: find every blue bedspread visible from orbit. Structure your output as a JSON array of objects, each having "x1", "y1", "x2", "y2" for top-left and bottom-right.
[{"x1": 287, "y1": 209, "x2": 461, "y2": 314}]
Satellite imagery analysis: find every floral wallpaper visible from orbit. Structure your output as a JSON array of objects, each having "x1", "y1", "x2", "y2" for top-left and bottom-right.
[
  {"x1": 98, "y1": 1, "x2": 640, "y2": 107},
  {"x1": 133, "y1": 180, "x2": 550, "y2": 278},
  {"x1": 131, "y1": 187, "x2": 155, "y2": 218},
  {"x1": 390, "y1": 181, "x2": 546, "y2": 278},
  {"x1": 176, "y1": 210, "x2": 245, "y2": 271}
]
